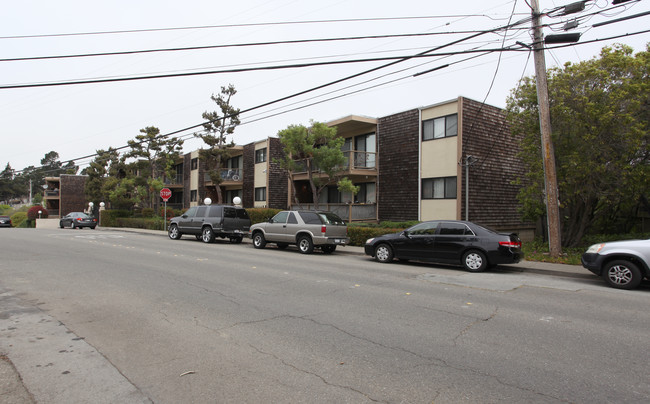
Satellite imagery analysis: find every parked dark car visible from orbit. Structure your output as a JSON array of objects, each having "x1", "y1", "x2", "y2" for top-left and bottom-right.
[
  {"x1": 364, "y1": 220, "x2": 522, "y2": 272},
  {"x1": 249, "y1": 210, "x2": 349, "y2": 254},
  {"x1": 581, "y1": 239, "x2": 650, "y2": 290},
  {"x1": 168, "y1": 204, "x2": 250, "y2": 243},
  {"x1": 0, "y1": 215, "x2": 11, "y2": 227},
  {"x1": 59, "y1": 212, "x2": 97, "y2": 229}
]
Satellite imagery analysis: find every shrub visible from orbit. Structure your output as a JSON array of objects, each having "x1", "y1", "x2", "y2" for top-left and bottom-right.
[
  {"x1": 0, "y1": 204, "x2": 12, "y2": 215},
  {"x1": 115, "y1": 217, "x2": 165, "y2": 230},
  {"x1": 10, "y1": 212, "x2": 28, "y2": 228},
  {"x1": 99, "y1": 209, "x2": 132, "y2": 227},
  {"x1": 141, "y1": 208, "x2": 155, "y2": 218},
  {"x1": 247, "y1": 208, "x2": 282, "y2": 225},
  {"x1": 27, "y1": 205, "x2": 49, "y2": 220},
  {"x1": 347, "y1": 227, "x2": 403, "y2": 246},
  {"x1": 158, "y1": 206, "x2": 175, "y2": 219}
]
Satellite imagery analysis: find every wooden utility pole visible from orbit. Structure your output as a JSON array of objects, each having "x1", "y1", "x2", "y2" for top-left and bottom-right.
[{"x1": 530, "y1": 0, "x2": 562, "y2": 257}]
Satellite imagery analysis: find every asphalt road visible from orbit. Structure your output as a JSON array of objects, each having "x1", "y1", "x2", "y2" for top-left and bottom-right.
[{"x1": 1, "y1": 228, "x2": 649, "y2": 403}]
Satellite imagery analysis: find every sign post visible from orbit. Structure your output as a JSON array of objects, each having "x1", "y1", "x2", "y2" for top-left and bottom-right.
[{"x1": 160, "y1": 188, "x2": 172, "y2": 231}]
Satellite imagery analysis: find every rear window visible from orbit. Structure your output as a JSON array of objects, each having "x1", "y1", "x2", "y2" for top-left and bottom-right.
[
  {"x1": 224, "y1": 207, "x2": 236, "y2": 218},
  {"x1": 299, "y1": 212, "x2": 322, "y2": 224},
  {"x1": 318, "y1": 212, "x2": 345, "y2": 225},
  {"x1": 439, "y1": 222, "x2": 474, "y2": 236}
]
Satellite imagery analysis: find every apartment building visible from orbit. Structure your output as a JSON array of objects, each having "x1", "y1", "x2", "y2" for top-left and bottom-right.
[{"x1": 42, "y1": 174, "x2": 88, "y2": 218}]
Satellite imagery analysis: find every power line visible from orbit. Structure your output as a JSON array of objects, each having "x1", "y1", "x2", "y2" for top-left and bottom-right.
[
  {"x1": 0, "y1": 30, "x2": 511, "y2": 63},
  {"x1": 0, "y1": 14, "x2": 521, "y2": 40}
]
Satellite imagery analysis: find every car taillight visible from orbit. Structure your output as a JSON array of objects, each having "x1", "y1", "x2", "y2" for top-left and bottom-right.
[
  {"x1": 76, "y1": 218, "x2": 82, "y2": 221},
  {"x1": 499, "y1": 241, "x2": 521, "y2": 249},
  {"x1": 321, "y1": 225, "x2": 326, "y2": 234}
]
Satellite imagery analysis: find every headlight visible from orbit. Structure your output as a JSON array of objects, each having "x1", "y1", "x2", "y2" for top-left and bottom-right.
[
  {"x1": 585, "y1": 243, "x2": 605, "y2": 254},
  {"x1": 365, "y1": 238, "x2": 374, "y2": 244}
]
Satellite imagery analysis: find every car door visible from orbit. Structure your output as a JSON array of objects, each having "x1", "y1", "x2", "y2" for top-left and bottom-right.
[
  {"x1": 177, "y1": 207, "x2": 198, "y2": 233},
  {"x1": 264, "y1": 211, "x2": 289, "y2": 242},
  {"x1": 188, "y1": 206, "x2": 208, "y2": 234},
  {"x1": 432, "y1": 222, "x2": 475, "y2": 263},
  {"x1": 400, "y1": 221, "x2": 439, "y2": 260}
]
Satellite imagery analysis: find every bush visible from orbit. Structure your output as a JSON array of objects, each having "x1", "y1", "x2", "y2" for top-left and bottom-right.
[
  {"x1": 27, "y1": 205, "x2": 48, "y2": 220},
  {"x1": 347, "y1": 227, "x2": 403, "y2": 246},
  {"x1": 0, "y1": 204, "x2": 12, "y2": 215},
  {"x1": 10, "y1": 212, "x2": 28, "y2": 228},
  {"x1": 141, "y1": 208, "x2": 155, "y2": 218},
  {"x1": 246, "y1": 208, "x2": 282, "y2": 225},
  {"x1": 115, "y1": 217, "x2": 165, "y2": 230},
  {"x1": 158, "y1": 206, "x2": 175, "y2": 219},
  {"x1": 99, "y1": 209, "x2": 132, "y2": 227}
]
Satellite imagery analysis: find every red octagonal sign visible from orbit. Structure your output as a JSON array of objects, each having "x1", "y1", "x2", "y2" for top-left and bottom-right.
[{"x1": 160, "y1": 188, "x2": 172, "y2": 201}]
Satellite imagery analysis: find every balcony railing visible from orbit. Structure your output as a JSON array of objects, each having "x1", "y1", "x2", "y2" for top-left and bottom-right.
[
  {"x1": 44, "y1": 190, "x2": 59, "y2": 197},
  {"x1": 204, "y1": 168, "x2": 243, "y2": 183},
  {"x1": 291, "y1": 203, "x2": 377, "y2": 222},
  {"x1": 164, "y1": 174, "x2": 184, "y2": 185},
  {"x1": 293, "y1": 151, "x2": 376, "y2": 174}
]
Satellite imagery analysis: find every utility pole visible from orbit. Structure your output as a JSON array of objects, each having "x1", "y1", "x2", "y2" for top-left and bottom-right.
[{"x1": 530, "y1": 0, "x2": 562, "y2": 257}]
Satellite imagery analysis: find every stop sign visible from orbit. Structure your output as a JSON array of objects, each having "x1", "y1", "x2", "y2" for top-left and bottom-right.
[{"x1": 160, "y1": 188, "x2": 172, "y2": 201}]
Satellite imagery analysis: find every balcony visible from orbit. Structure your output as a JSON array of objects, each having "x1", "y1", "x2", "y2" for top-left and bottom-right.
[
  {"x1": 204, "y1": 168, "x2": 243, "y2": 184},
  {"x1": 164, "y1": 174, "x2": 183, "y2": 186},
  {"x1": 293, "y1": 151, "x2": 377, "y2": 179},
  {"x1": 292, "y1": 203, "x2": 377, "y2": 222},
  {"x1": 44, "y1": 190, "x2": 60, "y2": 197}
]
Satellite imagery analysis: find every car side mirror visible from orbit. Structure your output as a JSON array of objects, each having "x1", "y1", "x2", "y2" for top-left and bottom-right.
[
  {"x1": 402, "y1": 230, "x2": 410, "y2": 238},
  {"x1": 268, "y1": 218, "x2": 274, "y2": 223},
  {"x1": 182, "y1": 214, "x2": 188, "y2": 218}
]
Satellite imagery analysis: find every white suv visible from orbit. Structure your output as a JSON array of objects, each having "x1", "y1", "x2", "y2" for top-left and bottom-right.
[{"x1": 581, "y1": 239, "x2": 650, "y2": 289}]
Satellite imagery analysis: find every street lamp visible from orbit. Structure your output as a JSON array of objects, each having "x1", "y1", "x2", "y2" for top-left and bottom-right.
[
  {"x1": 204, "y1": 197, "x2": 212, "y2": 205},
  {"x1": 38, "y1": 210, "x2": 42, "y2": 219}
]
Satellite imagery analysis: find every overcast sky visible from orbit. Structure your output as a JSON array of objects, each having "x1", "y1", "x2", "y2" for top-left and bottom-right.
[{"x1": 1, "y1": 0, "x2": 648, "y2": 172}]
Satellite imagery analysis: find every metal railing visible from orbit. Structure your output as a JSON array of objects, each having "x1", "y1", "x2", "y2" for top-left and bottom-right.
[
  {"x1": 291, "y1": 203, "x2": 376, "y2": 222},
  {"x1": 293, "y1": 151, "x2": 376, "y2": 174},
  {"x1": 164, "y1": 174, "x2": 183, "y2": 185},
  {"x1": 204, "y1": 168, "x2": 243, "y2": 182}
]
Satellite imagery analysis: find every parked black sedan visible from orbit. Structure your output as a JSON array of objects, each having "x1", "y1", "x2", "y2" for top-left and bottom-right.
[
  {"x1": 59, "y1": 212, "x2": 97, "y2": 229},
  {"x1": 364, "y1": 220, "x2": 522, "y2": 272}
]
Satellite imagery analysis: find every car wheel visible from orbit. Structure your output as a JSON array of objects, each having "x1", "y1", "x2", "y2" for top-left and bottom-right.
[
  {"x1": 69, "y1": 221, "x2": 75, "y2": 229},
  {"x1": 195, "y1": 235, "x2": 202, "y2": 241},
  {"x1": 463, "y1": 250, "x2": 488, "y2": 272},
  {"x1": 322, "y1": 245, "x2": 336, "y2": 254},
  {"x1": 277, "y1": 243, "x2": 288, "y2": 250},
  {"x1": 91, "y1": 226, "x2": 96, "y2": 230},
  {"x1": 168, "y1": 224, "x2": 182, "y2": 240},
  {"x1": 59, "y1": 222, "x2": 64, "y2": 229},
  {"x1": 298, "y1": 235, "x2": 314, "y2": 254},
  {"x1": 230, "y1": 237, "x2": 243, "y2": 244},
  {"x1": 603, "y1": 260, "x2": 642, "y2": 290},
  {"x1": 202, "y1": 227, "x2": 215, "y2": 243},
  {"x1": 374, "y1": 244, "x2": 394, "y2": 263},
  {"x1": 253, "y1": 232, "x2": 266, "y2": 249}
]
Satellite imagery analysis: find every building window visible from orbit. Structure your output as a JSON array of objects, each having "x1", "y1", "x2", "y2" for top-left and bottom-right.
[
  {"x1": 423, "y1": 114, "x2": 458, "y2": 141},
  {"x1": 422, "y1": 177, "x2": 457, "y2": 199},
  {"x1": 190, "y1": 190, "x2": 198, "y2": 202},
  {"x1": 255, "y1": 148, "x2": 267, "y2": 164},
  {"x1": 191, "y1": 158, "x2": 198, "y2": 170},
  {"x1": 255, "y1": 187, "x2": 266, "y2": 201}
]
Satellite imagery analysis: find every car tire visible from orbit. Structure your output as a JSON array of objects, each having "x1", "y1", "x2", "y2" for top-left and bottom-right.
[
  {"x1": 60, "y1": 222, "x2": 64, "y2": 229},
  {"x1": 252, "y1": 232, "x2": 266, "y2": 249},
  {"x1": 230, "y1": 237, "x2": 243, "y2": 244},
  {"x1": 374, "y1": 244, "x2": 394, "y2": 263},
  {"x1": 322, "y1": 245, "x2": 336, "y2": 254},
  {"x1": 297, "y1": 235, "x2": 314, "y2": 254},
  {"x1": 195, "y1": 235, "x2": 202, "y2": 241},
  {"x1": 91, "y1": 226, "x2": 96, "y2": 230},
  {"x1": 168, "y1": 224, "x2": 182, "y2": 240},
  {"x1": 202, "y1": 227, "x2": 215, "y2": 243},
  {"x1": 69, "y1": 221, "x2": 75, "y2": 229},
  {"x1": 603, "y1": 260, "x2": 642, "y2": 290},
  {"x1": 277, "y1": 243, "x2": 288, "y2": 250},
  {"x1": 463, "y1": 250, "x2": 488, "y2": 272}
]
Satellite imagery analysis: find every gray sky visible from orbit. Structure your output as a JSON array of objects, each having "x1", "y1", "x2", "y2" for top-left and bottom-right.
[{"x1": 1, "y1": 0, "x2": 648, "y2": 172}]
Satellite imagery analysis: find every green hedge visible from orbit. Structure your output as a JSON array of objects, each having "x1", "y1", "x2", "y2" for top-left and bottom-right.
[
  {"x1": 347, "y1": 227, "x2": 403, "y2": 246},
  {"x1": 246, "y1": 208, "x2": 282, "y2": 225},
  {"x1": 115, "y1": 217, "x2": 165, "y2": 230},
  {"x1": 99, "y1": 210, "x2": 133, "y2": 227},
  {"x1": 10, "y1": 212, "x2": 28, "y2": 228}
]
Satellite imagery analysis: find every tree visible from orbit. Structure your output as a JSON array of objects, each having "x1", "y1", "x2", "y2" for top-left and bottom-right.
[
  {"x1": 126, "y1": 126, "x2": 184, "y2": 209},
  {"x1": 83, "y1": 148, "x2": 130, "y2": 208},
  {"x1": 195, "y1": 84, "x2": 241, "y2": 204},
  {"x1": 276, "y1": 121, "x2": 349, "y2": 210},
  {"x1": 0, "y1": 163, "x2": 19, "y2": 203},
  {"x1": 507, "y1": 44, "x2": 650, "y2": 246}
]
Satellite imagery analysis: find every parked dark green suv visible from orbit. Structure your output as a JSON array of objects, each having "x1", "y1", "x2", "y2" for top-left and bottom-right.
[{"x1": 168, "y1": 205, "x2": 251, "y2": 244}]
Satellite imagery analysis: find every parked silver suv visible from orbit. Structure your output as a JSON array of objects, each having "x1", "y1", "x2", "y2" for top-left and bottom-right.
[
  {"x1": 581, "y1": 238, "x2": 650, "y2": 289},
  {"x1": 168, "y1": 204, "x2": 250, "y2": 244},
  {"x1": 249, "y1": 210, "x2": 349, "y2": 254}
]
